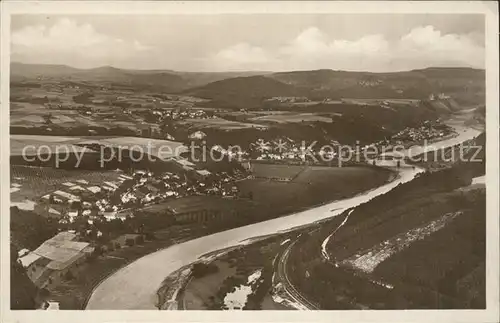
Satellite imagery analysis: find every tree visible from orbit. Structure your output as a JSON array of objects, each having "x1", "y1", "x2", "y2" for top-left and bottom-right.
[
  {"x1": 144, "y1": 232, "x2": 156, "y2": 241},
  {"x1": 10, "y1": 207, "x2": 58, "y2": 250},
  {"x1": 10, "y1": 244, "x2": 39, "y2": 309},
  {"x1": 64, "y1": 270, "x2": 74, "y2": 281},
  {"x1": 191, "y1": 263, "x2": 219, "y2": 278},
  {"x1": 43, "y1": 113, "x2": 53, "y2": 125},
  {"x1": 135, "y1": 235, "x2": 144, "y2": 245},
  {"x1": 125, "y1": 238, "x2": 135, "y2": 247}
]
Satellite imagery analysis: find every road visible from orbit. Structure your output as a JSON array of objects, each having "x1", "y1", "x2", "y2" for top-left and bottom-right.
[{"x1": 86, "y1": 126, "x2": 481, "y2": 310}]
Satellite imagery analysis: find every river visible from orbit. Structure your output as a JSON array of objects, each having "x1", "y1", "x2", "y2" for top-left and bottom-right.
[{"x1": 86, "y1": 125, "x2": 482, "y2": 310}]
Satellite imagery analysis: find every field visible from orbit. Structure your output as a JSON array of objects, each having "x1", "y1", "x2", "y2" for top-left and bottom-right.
[
  {"x1": 177, "y1": 117, "x2": 267, "y2": 130},
  {"x1": 10, "y1": 165, "x2": 124, "y2": 202},
  {"x1": 238, "y1": 164, "x2": 394, "y2": 218},
  {"x1": 86, "y1": 136, "x2": 187, "y2": 159},
  {"x1": 10, "y1": 102, "x2": 87, "y2": 128},
  {"x1": 341, "y1": 98, "x2": 420, "y2": 106},
  {"x1": 249, "y1": 112, "x2": 332, "y2": 124},
  {"x1": 11, "y1": 134, "x2": 186, "y2": 159},
  {"x1": 141, "y1": 195, "x2": 254, "y2": 216},
  {"x1": 10, "y1": 135, "x2": 88, "y2": 156},
  {"x1": 217, "y1": 110, "x2": 335, "y2": 125},
  {"x1": 250, "y1": 163, "x2": 305, "y2": 179},
  {"x1": 10, "y1": 86, "x2": 164, "y2": 135}
]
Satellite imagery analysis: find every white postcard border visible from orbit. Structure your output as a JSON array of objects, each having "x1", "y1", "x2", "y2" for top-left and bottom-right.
[{"x1": 1, "y1": 2, "x2": 498, "y2": 323}]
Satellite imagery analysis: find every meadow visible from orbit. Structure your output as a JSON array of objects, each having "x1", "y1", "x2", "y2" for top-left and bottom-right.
[
  {"x1": 177, "y1": 117, "x2": 267, "y2": 130},
  {"x1": 237, "y1": 164, "x2": 394, "y2": 219},
  {"x1": 249, "y1": 112, "x2": 333, "y2": 124}
]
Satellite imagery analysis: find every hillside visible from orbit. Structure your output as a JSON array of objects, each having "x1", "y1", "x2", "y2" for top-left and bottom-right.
[
  {"x1": 11, "y1": 63, "x2": 484, "y2": 109},
  {"x1": 182, "y1": 67, "x2": 484, "y2": 110},
  {"x1": 269, "y1": 67, "x2": 485, "y2": 103},
  {"x1": 185, "y1": 75, "x2": 309, "y2": 109}
]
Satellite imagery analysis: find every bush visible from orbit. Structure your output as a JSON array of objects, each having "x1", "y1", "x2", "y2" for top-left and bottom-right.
[
  {"x1": 135, "y1": 235, "x2": 144, "y2": 245},
  {"x1": 125, "y1": 238, "x2": 135, "y2": 247},
  {"x1": 191, "y1": 263, "x2": 219, "y2": 278},
  {"x1": 64, "y1": 270, "x2": 74, "y2": 281}
]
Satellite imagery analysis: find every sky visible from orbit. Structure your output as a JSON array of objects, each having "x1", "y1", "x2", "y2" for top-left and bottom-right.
[{"x1": 11, "y1": 14, "x2": 485, "y2": 72}]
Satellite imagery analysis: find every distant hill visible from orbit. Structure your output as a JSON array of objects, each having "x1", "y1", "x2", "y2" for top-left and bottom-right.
[
  {"x1": 11, "y1": 63, "x2": 484, "y2": 107},
  {"x1": 10, "y1": 62, "x2": 271, "y2": 93},
  {"x1": 183, "y1": 67, "x2": 484, "y2": 109},
  {"x1": 184, "y1": 75, "x2": 309, "y2": 108},
  {"x1": 269, "y1": 67, "x2": 485, "y2": 101}
]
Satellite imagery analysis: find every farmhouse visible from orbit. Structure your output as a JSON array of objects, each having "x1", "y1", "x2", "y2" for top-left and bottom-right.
[
  {"x1": 33, "y1": 203, "x2": 63, "y2": 219},
  {"x1": 52, "y1": 190, "x2": 81, "y2": 202},
  {"x1": 188, "y1": 130, "x2": 207, "y2": 140},
  {"x1": 194, "y1": 169, "x2": 212, "y2": 180},
  {"x1": 17, "y1": 231, "x2": 94, "y2": 288}
]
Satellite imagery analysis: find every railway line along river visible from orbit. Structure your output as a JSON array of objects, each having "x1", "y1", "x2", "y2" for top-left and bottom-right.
[{"x1": 86, "y1": 125, "x2": 482, "y2": 310}]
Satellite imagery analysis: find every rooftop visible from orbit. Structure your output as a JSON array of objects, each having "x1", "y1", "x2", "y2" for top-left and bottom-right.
[
  {"x1": 31, "y1": 231, "x2": 94, "y2": 271},
  {"x1": 18, "y1": 252, "x2": 42, "y2": 268},
  {"x1": 173, "y1": 158, "x2": 196, "y2": 167},
  {"x1": 196, "y1": 169, "x2": 212, "y2": 176}
]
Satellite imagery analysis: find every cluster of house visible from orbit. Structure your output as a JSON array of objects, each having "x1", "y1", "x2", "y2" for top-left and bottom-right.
[
  {"x1": 136, "y1": 108, "x2": 213, "y2": 125},
  {"x1": 391, "y1": 122, "x2": 453, "y2": 143},
  {"x1": 429, "y1": 93, "x2": 450, "y2": 101},
  {"x1": 266, "y1": 97, "x2": 311, "y2": 103},
  {"x1": 91, "y1": 167, "x2": 243, "y2": 226},
  {"x1": 164, "y1": 109, "x2": 211, "y2": 121},
  {"x1": 248, "y1": 137, "x2": 341, "y2": 162},
  {"x1": 12, "y1": 148, "x2": 251, "y2": 236},
  {"x1": 29, "y1": 174, "x2": 133, "y2": 222},
  {"x1": 130, "y1": 159, "x2": 241, "y2": 199},
  {"x1": 358, "y1": 79, "x2": 383, "y2": 87}
]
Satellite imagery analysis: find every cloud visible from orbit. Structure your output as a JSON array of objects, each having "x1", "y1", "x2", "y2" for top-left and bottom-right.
[
  {"x1": 211, "y1": 25, "x2": 484, "y2": 72},
  {"x1": 397, "y1": 25, "x2": 485, "y2": 68},
  {"x1": 12, "y1": 19, "x2": 484, "y2": 72},
  {"x1": 11, "y1": 18, "x2": 153, "y2": 68},
  {"x1": 211, "y1": 43, "x2": 273, "y2": 70}
]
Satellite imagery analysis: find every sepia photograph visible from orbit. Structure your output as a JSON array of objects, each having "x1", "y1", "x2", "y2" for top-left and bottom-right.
[{"x1": 1, "y1": 1, "x2": 499, "y2": 323}]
